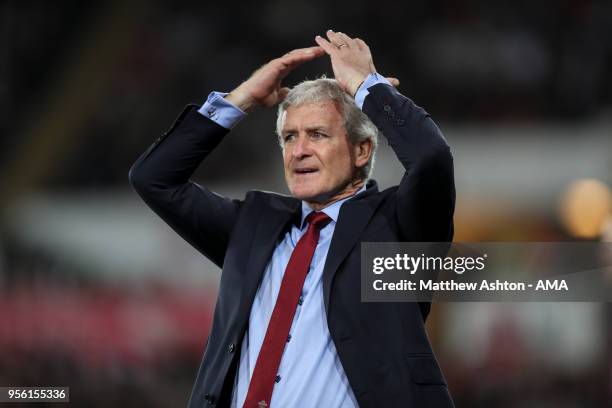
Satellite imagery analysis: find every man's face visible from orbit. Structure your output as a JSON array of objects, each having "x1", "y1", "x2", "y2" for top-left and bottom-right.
[{"x1": 281, "y1": 100, "x2": 367, "y2": 203}]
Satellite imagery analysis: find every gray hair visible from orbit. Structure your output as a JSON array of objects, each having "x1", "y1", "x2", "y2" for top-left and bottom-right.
[{"x1": 275, "y1": 77, "x2": 379, "y2": 180}]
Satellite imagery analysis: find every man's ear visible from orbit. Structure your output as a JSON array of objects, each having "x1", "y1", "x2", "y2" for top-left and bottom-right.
[{"x1": 354, "y1": 138, "x2": 373, "y2": 169}]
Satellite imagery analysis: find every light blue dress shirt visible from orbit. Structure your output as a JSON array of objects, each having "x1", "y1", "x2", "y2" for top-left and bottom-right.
[
  {"x1": 197, "y1": 73, "x2": 390, "y2": 407},
  {"x1": 230, "y1": 193, "x2": 364, "y2": 408}
]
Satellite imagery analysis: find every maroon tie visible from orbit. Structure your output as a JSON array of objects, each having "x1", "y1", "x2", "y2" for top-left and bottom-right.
[{"x1": 242, "y1": 211, "x2": 331, "y2": 408}]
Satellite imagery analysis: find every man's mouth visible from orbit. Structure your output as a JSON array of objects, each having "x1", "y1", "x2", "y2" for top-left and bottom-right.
[{"x1": 294, "y1": 168, "x2": 319, "y2": 175}]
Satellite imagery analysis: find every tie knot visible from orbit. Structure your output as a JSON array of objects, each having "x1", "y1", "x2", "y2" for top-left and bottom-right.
[{"x1": 305, "y1": 211, "x2": 331, "y2": 229}]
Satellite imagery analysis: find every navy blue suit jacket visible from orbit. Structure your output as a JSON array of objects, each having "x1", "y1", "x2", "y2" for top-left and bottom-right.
[{"x1": 129, "y1": 83, "x2": 456, "y2": 407}]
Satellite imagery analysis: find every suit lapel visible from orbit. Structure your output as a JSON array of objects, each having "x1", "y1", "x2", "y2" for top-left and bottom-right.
[
  {"x1": 322, "y1": 181, "x2": 383, "y2": 312},
  {"x1": 237, "y1": 182, "x2": 383, "y2": 325},
  {"x1": 239, "y1": 196, "x2": 300, "y2": 322}
]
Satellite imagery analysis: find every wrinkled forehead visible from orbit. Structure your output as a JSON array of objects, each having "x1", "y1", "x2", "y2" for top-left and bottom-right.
[{"x1": 279, "y1": 100, "x2": 344, "y2": 131}]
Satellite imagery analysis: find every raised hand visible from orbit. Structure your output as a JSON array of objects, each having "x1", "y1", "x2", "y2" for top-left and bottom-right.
[
  {"x1": 225, "y1": 47, "x2": 325, "y2": 112},
  {"x1": 315, "y1": 30, "x2": 399, "y2": 96}
]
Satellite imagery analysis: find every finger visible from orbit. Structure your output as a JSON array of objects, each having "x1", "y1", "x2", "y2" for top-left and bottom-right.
[
  {"x1": 355, "y1": 38, "x2": 369, "y2": 51},
  {"x1": 282, "y1": 46, "x2": 324, "y2": 62},
  {"x1": 315, "y1": 35, "x2": 338, "y2": 56},
  {"x1": 335, "y1": 31, "x2": 356, "y2": 48},
  {"x1": 277, "y1": 87, "x2": 290, "y2": 102},
  {"x1": 285, "y1": 46, "x2": 325, "y2": 57},
  {"x1": 386, "y1": 77, "x2": 400, "y2": 87},
  {"x1": 278, "y1": 46, "x2": 324, "y2": 72},
  {"x1": 326, "y1": 29, "x2": 345, "y2": 47}
]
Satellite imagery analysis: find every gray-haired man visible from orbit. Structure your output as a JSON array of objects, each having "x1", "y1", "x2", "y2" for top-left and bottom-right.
[{"x1": 129, "y1": 30, "x2": 455, "y2": 407}]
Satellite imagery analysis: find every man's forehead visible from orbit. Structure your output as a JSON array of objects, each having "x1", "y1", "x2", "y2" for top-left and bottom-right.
[{"x1": 282, "y1": 100, "x2": 343, "y2": 129}]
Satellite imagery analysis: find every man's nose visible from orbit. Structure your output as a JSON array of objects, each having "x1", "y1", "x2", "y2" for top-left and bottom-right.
[{"x1": 291, "y1": 135, "x2": 312, "y2": 158}]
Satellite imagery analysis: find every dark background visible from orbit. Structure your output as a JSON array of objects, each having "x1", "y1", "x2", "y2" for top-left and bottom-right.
[{"x1": 1, "y1": 1, "x2": 610, "y2": 407}]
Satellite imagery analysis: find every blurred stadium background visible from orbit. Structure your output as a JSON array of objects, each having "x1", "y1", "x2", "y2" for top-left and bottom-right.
[{"x1": 1, "y1": 1, "x2": 611, "y2": 406}]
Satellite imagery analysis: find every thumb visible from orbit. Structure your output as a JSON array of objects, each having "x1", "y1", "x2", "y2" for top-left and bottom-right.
[
  {"x1": 277, "y1": 87, "x2": 290, "y2": 102},
  {"x1": 386, "y1": 77, "x2": 400, "y2": 87}
]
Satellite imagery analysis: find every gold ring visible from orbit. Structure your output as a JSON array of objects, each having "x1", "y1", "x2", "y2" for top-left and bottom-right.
[{"x1": 337, "y1": 43, "x2": 349, "y2": 49}]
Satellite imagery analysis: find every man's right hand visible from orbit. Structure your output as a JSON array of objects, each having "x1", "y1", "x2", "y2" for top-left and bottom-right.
[{"x1": 225, "y1": 46, "x2": 325, "y2": 112}]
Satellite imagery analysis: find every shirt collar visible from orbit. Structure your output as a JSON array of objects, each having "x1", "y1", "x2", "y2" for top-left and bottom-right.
[{"x1": 299, "y1": 185, "x2": 367, "y2": 229}]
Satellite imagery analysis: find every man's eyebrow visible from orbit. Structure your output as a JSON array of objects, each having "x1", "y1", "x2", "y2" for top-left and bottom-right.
[
  {"x1": 281, "y1": 125, "x2": 331, "y2": 135},
  {"x1": 305, "y1": 126, "x2": 330, "y2": 132}
]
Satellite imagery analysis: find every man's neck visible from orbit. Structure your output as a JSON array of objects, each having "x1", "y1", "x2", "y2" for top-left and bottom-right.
[{"x1": 305, "y1": 179, "x2": 366, "y2": 211}]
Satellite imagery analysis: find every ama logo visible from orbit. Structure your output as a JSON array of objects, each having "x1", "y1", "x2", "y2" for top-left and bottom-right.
[{"x1": 535, "y1": 280, "x2": 568, "y2": 291}]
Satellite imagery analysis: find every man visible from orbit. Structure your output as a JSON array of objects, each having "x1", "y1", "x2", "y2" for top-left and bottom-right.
[{"x1": 129, "y1": 30, "x2": 455, "y2": 407}]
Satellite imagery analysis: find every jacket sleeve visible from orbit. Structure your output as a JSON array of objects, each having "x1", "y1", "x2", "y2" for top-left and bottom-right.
[
  {"x1": 128, "y1": 104, "x2": 242, "y2": 267},
  {"x1": 362, "y1": 83, "x2": 455, "y2": 242}
]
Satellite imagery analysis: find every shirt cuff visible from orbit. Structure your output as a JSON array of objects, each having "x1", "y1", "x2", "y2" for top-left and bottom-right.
[
  {"x1": 197, "y1": 91, "x2": 246, "y2": 129},
  {"x1": 354, "y1": 73, "x2": 392, "y2": 110}
]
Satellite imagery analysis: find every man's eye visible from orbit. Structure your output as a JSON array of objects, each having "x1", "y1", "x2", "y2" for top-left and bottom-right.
[
  {"x1": 284, "y1": 134, "x2": 295, "y2": 142},
  {"x1": 312, "y1": 132, "x2": 326, "y2": 139}
]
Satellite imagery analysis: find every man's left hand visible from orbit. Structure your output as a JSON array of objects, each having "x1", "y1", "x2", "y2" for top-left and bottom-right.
[{"x1": 315, "y1": 30, "x2": 399, "y2": 96}]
